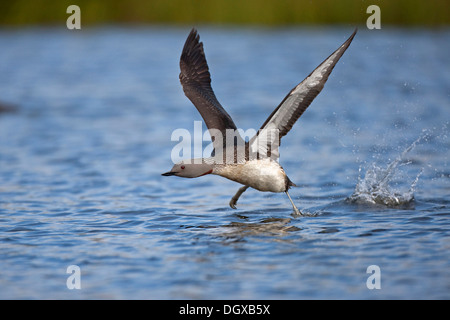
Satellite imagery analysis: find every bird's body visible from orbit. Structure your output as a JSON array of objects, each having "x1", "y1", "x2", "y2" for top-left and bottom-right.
[
  {"x1": 162, "y1": 28, "x2": 356, "y2": 214},
  {"x1": 214, "y1": 158, "x2": 290, "y2": 193}
]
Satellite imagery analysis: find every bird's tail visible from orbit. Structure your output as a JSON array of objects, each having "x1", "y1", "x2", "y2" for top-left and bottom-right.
[{"x1": 286, "y1": 176, "x2": 297, "y2": 189}]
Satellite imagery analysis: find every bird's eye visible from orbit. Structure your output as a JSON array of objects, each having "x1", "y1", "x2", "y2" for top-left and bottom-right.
[{"x1": 181, "y1": 165, "x2": 185, "y2": 169}]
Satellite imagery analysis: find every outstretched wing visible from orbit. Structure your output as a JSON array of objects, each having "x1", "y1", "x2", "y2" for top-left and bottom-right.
[
  {"x1": 249, "y1": 29, "x2": 357, "y2": 160},
  {"x1": 180, "y1": 28, "x2": 243, "y2": 153}
]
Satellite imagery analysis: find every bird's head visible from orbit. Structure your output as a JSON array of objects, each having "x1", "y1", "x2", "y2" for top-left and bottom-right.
[{"x1": 162, "y1": 161, "x2": 213, "y2": 178}]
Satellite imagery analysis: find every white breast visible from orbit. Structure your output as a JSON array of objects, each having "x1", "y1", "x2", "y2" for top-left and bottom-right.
[{"x1": 213, "y1": 159, "x2": 287, "y2": 193}]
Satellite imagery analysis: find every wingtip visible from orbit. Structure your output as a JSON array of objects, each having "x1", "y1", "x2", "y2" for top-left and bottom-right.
[
  {"x1": 189, "y1": 27, "x2": 198, "y2": 36},
  {"x1": 181, "y1": 27, "x2": 203, "y2": 60},
  {"x1": 347, "y1": 28, "x2": 358, "y2": 42},
  {"x1": 340, "y1": 28, "x2": 357, "y2": 50}
]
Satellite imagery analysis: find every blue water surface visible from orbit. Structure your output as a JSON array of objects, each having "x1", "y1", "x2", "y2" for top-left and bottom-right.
[{"x1": 0, "y1": 26, "x2": 449, "y2": 299}]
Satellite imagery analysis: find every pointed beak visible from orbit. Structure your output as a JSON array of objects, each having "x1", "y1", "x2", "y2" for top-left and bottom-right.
[{"x1": 161, "y1": 171, "x2": 176, "y2": 176}]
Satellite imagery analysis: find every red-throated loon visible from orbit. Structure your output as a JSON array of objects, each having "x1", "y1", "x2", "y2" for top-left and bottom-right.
[{"x1": 162, "y1": 28, "x2": 356, "y2": 215}]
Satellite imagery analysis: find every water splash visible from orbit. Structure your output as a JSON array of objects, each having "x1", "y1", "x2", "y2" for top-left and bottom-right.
[{"x1": 347, "y1": 133, "x2": 427, "y2": 207}]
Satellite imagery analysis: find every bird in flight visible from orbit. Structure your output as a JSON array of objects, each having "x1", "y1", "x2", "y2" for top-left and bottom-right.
[{"x1": 163, "y1": 28, "x2": 356, "y2": 214}]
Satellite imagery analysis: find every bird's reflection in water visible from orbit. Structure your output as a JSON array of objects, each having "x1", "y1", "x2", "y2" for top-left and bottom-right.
[{"x1": 219, "y1": 216, "x2": 301, "y2": 240}]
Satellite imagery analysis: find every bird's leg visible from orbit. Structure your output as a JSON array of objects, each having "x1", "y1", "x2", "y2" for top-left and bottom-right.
[
  {"x1": 285, "y1": 191, "x2": 302, "y2": 215},
  {"x1": 229, "y1": 185, "x2": 249, "y2": 209}
]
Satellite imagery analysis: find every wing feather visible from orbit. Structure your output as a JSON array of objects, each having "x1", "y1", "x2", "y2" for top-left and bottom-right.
[
  {"x1": 249, "y1": 29, "x2": 357, "y2": 159},
  {"x1": 179, "y1": 29, "x2": 242, "y2": 153}
]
